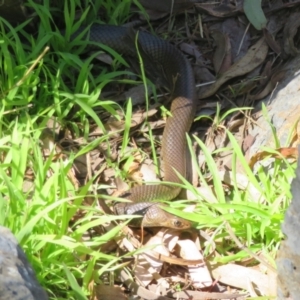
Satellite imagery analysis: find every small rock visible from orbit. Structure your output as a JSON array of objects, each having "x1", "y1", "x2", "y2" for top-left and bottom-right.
[{"x1": 0, "y1": 226, "x2": 48, "y2": 300}]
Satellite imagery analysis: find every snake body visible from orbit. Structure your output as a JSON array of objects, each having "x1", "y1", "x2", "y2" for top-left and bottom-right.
[{"x1": 74, "y1": 25, "x2": 196, "y2": 228}]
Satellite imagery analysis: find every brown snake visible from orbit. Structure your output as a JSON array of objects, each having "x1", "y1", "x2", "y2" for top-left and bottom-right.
[{"x1": 73, "y1": 25, "x2": 196, "y2": 228}]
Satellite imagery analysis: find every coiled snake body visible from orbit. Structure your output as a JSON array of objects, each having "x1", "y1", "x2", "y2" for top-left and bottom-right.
[{"x1": 74, "y1": 25, "x2": 196, "y2": 228}]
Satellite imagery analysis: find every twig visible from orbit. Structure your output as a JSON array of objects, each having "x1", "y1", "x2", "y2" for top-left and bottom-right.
[{"x1": 16, "y1": 46, "x2": 50, "y2": 87}]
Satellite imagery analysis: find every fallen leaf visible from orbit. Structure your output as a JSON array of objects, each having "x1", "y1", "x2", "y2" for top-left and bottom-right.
[
  {"x1": 249, "y1": 147, "x2": 298, "y2": 170},
  {"x1": 211, "y1": 30, "x2": 232, "y2": 74},
  {"x1": 212, "y1": 264, "x2": 276, "y2": 296},
  {"x1": 249, "y1": 67, "x2": 286, "y2": 101},
  {"x1": 177, "y1": 239, "x2": 212, "y2": 288},
  {"x1": 199, "y1": 37, "x2": 269, "y2": 99},
  {"x1": 283, "y1": 11, "x2": 300, "y2": 56},
  {"x1": 94, "y1": 284, "x2": 127, "y2": 300},
  {"x1": 195, "y1": 2, "x2": 240, "y2": 18},
  {"x1": 220, "y1": 18, "x2": 251, "y2": 63},
  {"x1": 263, "y1": 28, "x2": 281, "y2": 55},
  {"x1": 140, "y1": 159, "x2": 160, "y2": 182}
]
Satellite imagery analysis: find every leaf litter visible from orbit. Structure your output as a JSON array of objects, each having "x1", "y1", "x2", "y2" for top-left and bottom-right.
[{"x1": 44, "y1": 0, "x2": 300, "y2": 299}]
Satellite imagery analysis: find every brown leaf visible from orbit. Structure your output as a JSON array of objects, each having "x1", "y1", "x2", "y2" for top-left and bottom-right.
[
  {"x1": 194, "y1": 65, "x2": 215, "y2": 84},
  {"x1": 212, "y1": 264, "x2": 277, "y2": 296},
  {"x1": 263, "y1": 28, "x2": 281, "y2": 55},
  {"x1": 93, "y1": 285, "x2": 127, "y2": 300},
  {"x1": 249, "y1": 68, "x2": 286, "y2": 101},
  {"x1": 199, "y1": 37, "x2": 269, "y2": 99},
  {"x1": 176, "y1": 239, "x2": 212, "y2": 288},
  {"x1": 283, "y1": 11, "x2": 300, "y2": 56},
  {"x1": 195, "y1": 2, "x2": 240, "y2": 18},
  {"x1": 249, "y1": 147, "x2": 298, "y2": 170},
  {"x1": 221, "y1": 18, "x2": 251, "y2": 63},
  {"x1": 140, "y1": 159, "x2": 159, "y2": 182},
  {"x1": 211, "y1": 30, "x2": 232, "y2": 74}
]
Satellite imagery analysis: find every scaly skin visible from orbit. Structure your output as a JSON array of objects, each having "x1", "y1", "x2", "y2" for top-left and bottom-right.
[{"x1": 72, "y1": 25, "x2": 196, "y2": 229}]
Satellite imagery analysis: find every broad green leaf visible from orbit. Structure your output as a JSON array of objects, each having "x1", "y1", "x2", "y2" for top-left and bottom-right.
[{"x1": 244, "y1": 0, "x2": 267, "y2": 30}]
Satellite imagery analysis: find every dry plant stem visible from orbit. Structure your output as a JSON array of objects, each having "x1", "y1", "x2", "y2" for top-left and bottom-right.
[
  {"x1": 267, "y1": 81, "x2": 279, "y2": 104},
  {"x1": 86, "y1": 152, "x2": 92, "y2": 184},
  {"x1": 16, "y1": 46, "x2": 50, "y2": 87},
  {"x1": 1, "y1": 46, "x2": 49, "y2": 110},
  {"x1": 242, "y1": 106, "x2": 253, "y2": 137},
  {"x1": 237, "y1": 22, "x2": 250, "y2": 56},
  {"x1": 199, "y1": 228, "x2": 218, "y2": 259},
  {"x1": 3, "y1": 104, "x2": 33, "y2": 115},
  {"x1": 225, "y1": 222, "x2": 277, "y2": 273},
  {"x1": 198, "y1": 14, "x2": 203, "y2": 39},
  {"x1": 167, "y1": 0, "x2": 175, "y2": 32}
]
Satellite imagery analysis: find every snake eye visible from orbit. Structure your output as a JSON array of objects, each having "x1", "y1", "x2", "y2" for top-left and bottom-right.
[{"x1": 173, "y1": 219, "x2": 182, "y2": 228}]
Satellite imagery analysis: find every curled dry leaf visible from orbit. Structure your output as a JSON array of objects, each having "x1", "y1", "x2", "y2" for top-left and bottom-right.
[
  {"x1": 211, "y1": 30, "x2": 232, "y2": 74},
  {"x1": 140, "y1": 160, "x2": 160, "y2": 182},
  {"x1": 195, "y1": 2, "x2": 239, "y2": 18},
  {"x1": 120, "y1": 229, "x2": 208, "y2": 291},
  {"x1": 223, "y1": 18, "x2": 251, "y2": 62},
  {"x1": 249, "y1": 67, "x2": 286, "y2": 101},
  {"x1": 134, "y1": 230, "x2": 179, "y2": 287},
  {"x1": 177, "y1": 239, "x2": 212, "y2": 288},
  {"x1": 94, "y1": 284, "x2": 127, "y2": 300},
  {"x1": 263, "y1": 28, "x2": 281, "y2": 55},
  {"x1": 212, "y1": 264, "x2": 277, "y2": 296},
  {"x1": 249, "y1": 147, "x2": 298, "y2": 170},
  {"x1": 283, "y1": 11, "x2": 300, "y2": 56},
  {"x1": 199, "y1": 37, "x2": 269, "y2": 99}
]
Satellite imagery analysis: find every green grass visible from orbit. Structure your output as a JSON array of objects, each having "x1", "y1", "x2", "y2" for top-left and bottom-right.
[{"x1": 0, "y1": 1, "x2": 295, "y2": 299}]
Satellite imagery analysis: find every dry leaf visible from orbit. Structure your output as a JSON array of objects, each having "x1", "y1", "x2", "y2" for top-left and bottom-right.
[
  {"x1": 195, "y1": 2, "x2": 239, "y2": 18},
  {"x1": 249, "y1": 147, "x2": 298, "y2": 170},
  {"x1": 283, "y1": 11, "x2": 300, "y2": 56},
  {"x1": 263, "y1": 28, "x2": 281, "y2": 55},
  {"x1": 94, "y1": 284, "x2": 127, "y2": 300},
  {"x1": 211, "y1": 30, "x2": 232, "y2": 74},
  {"x1": 134, "y1": 231, "x2": 177, "y2": 286},
  {"x1": 140, "y1": 159, "x2": 160, "y2": 182},
  {"x1": 212, "y1": 264, "x2": 276, "y2": 296},
  {"x1": 199, "y1": 37, "x2": 269, "y2": 99},
  {"x1": 249, "y1": 68, "x2": 287, "y2": 101},
  {"x1": 177, "y1": 239, "x2": 212, "y2": 288}
]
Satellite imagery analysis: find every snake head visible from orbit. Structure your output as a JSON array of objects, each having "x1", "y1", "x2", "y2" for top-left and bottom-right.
[
  {"x1": 162, "y1": 214, "x2": 191, "y2": 229},
  {"x1": 143, "y1": 206, "x2": 191, "y2": 229}
]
